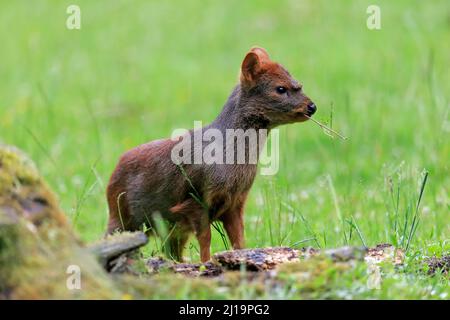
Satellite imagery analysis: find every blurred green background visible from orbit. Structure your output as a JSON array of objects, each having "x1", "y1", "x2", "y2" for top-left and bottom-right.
[{"x1": 0, "y1": 0, "x2": 448, "y2": 262}]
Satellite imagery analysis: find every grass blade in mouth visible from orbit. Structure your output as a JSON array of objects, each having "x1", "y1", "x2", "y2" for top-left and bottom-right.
[{"x1": 304, "y1": 115, "x2": 348, "y2": 140}]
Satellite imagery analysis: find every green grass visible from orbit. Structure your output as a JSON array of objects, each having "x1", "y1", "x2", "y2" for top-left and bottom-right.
[{"x1": 0, "y1": 0, "x2": 449, "y2": 299}]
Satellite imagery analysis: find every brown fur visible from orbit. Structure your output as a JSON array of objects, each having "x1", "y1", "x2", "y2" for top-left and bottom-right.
[{"x1": 106, "y1": 47, "x2": 316, "y2": 262}]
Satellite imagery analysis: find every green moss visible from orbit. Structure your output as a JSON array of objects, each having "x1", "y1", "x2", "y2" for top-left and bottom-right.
[
  {"x1": 0, "y1": 144, "x2": 69, "y2": 228},
  {"x1": 0, "y1": 145, "x2": 122, "y2": 299},
  {"x1": 0, "y1": 145, "x2": 40, "y2": 194},
  {"x1": 0, "y1": 207, "x2": 125, "y2": 299}
]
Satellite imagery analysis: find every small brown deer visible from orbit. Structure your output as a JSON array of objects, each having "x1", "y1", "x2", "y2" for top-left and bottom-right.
[{"x1": 106, "y1": 47, "x2": 316, "y2": 262}]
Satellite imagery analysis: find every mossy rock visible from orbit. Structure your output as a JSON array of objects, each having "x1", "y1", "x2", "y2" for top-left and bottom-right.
[
  {"x1": 0, "y1": 144, "x2": 67, "y2": 227},
  {"x1": 0, "y1": 144, "x2": 122, "y2": 299}
]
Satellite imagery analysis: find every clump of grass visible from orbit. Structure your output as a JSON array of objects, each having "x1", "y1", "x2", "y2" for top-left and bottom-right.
[
  {"x1": 384, "y1": 167, "x2": 429, "y2": 252},
  {"x1": 405, "y1": 170, "x2": 429, "y2": 252},
  {"x1": 345, "y1": 215, "x2": 367, "y2": 248}
]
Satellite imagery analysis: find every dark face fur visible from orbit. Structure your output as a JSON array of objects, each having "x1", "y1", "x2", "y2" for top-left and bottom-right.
[{"x1": 240, "y1": 47, "x2": 316, "y2": 126}]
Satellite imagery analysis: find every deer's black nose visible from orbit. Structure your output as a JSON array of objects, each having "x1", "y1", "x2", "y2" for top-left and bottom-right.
[{"x1": 307, "y1": 103, "x2": 317, "y2": 115}]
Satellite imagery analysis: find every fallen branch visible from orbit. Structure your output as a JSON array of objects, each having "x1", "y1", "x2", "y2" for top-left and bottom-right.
[{"x1": 88, "y1": 232, "x2": 148, "y2": 269}]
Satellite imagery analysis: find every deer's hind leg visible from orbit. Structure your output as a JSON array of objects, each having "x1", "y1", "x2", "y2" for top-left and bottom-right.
[
  {"x1": 166, "y1": 226, "x2": 191, "y2": 262},
  {"x1": 169, "y1": 198, "x2": 210, "y2": 262}
]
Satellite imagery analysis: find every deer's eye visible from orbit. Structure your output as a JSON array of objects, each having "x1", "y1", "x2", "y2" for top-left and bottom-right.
[{"x1": 276, "y1": 86, "x2": 287, "y2": 94}]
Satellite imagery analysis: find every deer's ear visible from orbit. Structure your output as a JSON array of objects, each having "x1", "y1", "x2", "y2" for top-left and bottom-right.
[
  {"x1": 241, "y1": 47, "x2": 270, "y2": 83},
  {"x1": 250, "y1": 46, "x2": 270, "y2": 61}
]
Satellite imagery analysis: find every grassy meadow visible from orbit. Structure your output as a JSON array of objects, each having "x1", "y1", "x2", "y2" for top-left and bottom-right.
[{"x1": 0, "y1": 0, "x2": 449, "y2": 298}]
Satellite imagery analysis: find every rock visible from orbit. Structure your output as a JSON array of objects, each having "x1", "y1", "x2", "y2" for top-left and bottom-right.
[
  {"x1": 146, "y1": 257, "x2": 222, "y2": 277},
  {"x1": 324, "y1": 246, "x2": 367, "y2": 262},
  {"x1": 213, "y1": 247, "x2": 301, "y2": 271},
  {"x1": 212, "y1": 246, "x2": 367, "y2": 271},
  {"x1": 425, "y1": 256, "x2": 450, "y2": 275},
  {"x1": 365, "y1": 243, "x2": 405, "y2": 265},
  {"x1": 143, "y1": 245, "x2": 394, "y2": 277}
]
